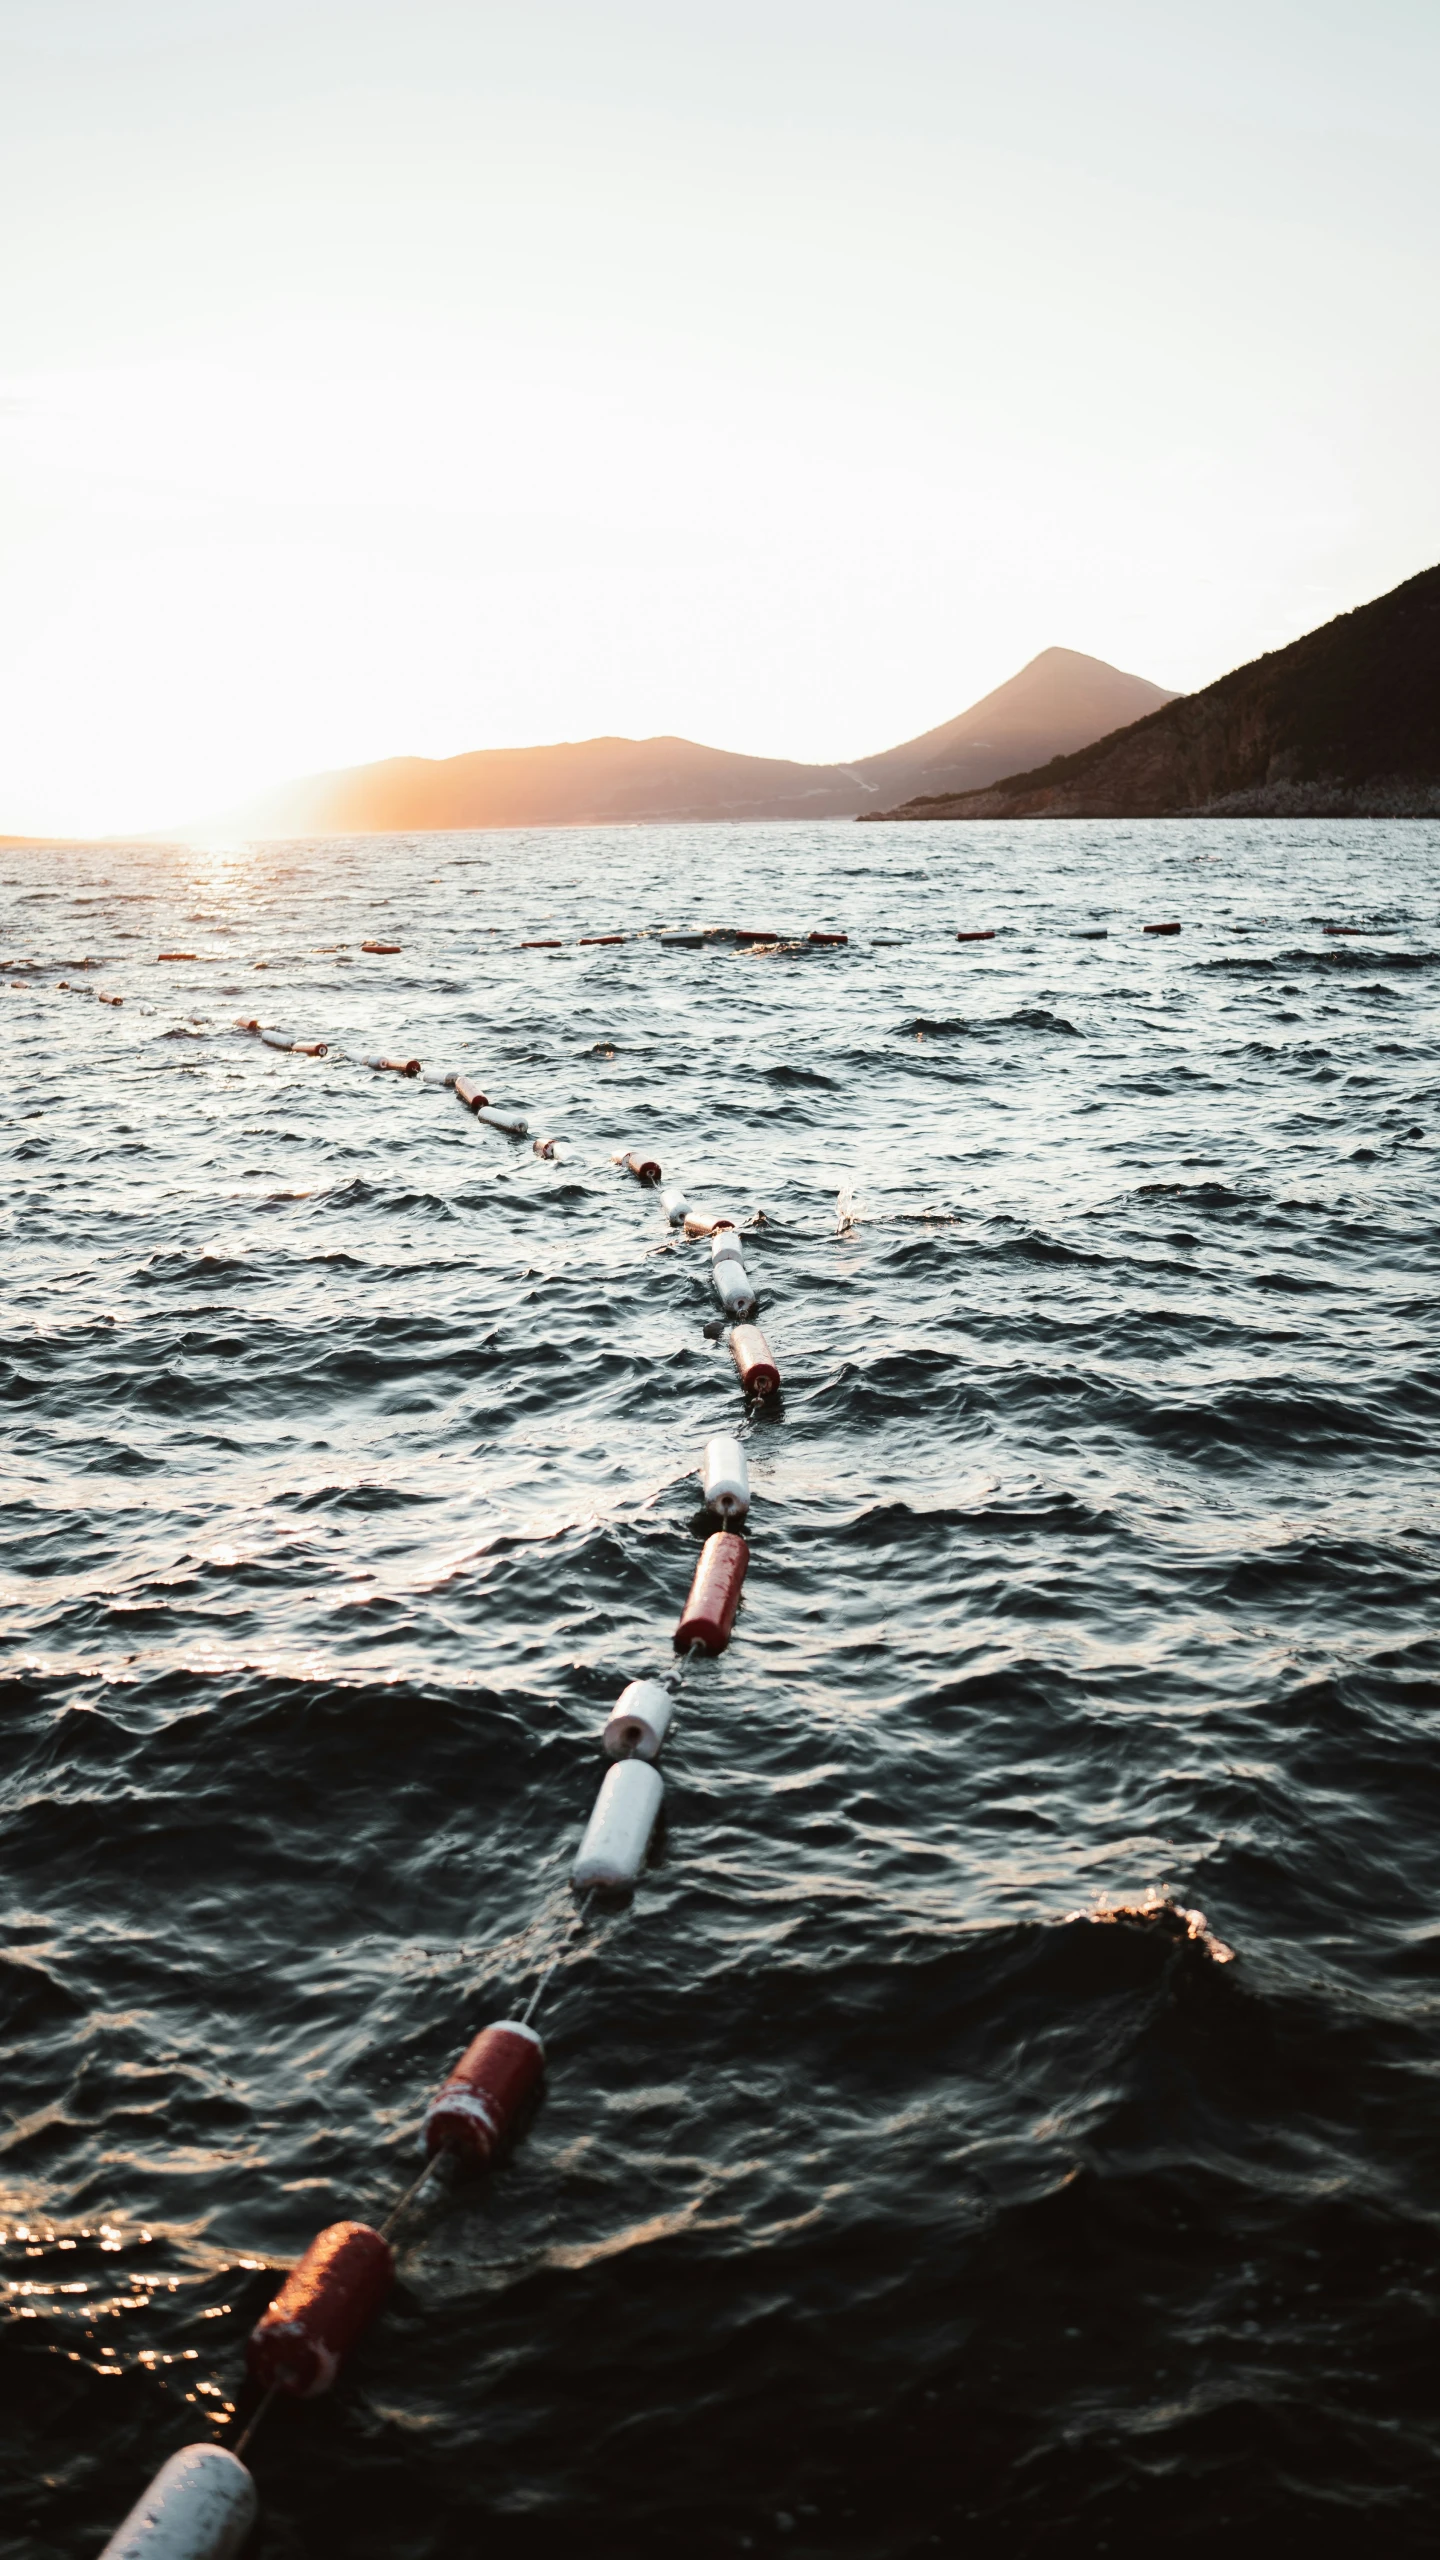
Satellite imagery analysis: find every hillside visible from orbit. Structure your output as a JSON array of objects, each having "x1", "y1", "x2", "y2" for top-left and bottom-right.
[
  {"x1": 865, "y1": 564, "x2": 1440, "y2": 821},
  {"x1": 222, "y1": 649, "x2": 1174, "y2": 835}
]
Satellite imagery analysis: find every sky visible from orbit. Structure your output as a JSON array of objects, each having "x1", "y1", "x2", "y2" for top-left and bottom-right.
[{"x1": 1, "y1": 0, "x2": 1438, "y2": 834}]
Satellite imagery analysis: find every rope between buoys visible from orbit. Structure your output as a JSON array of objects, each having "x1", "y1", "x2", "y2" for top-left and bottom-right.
[
  {"x1": 519, "y1": 1887, "x2": 595, "y2": 2029},
  {"x1": 231, "y1": 2382, "x2": 278, "y2": 2461}
]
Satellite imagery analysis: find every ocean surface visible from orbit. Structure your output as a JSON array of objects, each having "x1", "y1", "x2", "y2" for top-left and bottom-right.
[{"x1": 2, "y1": 817, "x2": 1439, "y2": 2559}]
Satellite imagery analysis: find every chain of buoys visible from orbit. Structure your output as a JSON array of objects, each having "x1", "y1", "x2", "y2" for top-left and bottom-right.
[{"x1": 92, "y1": 1118, "x2": 780, "y2": 2557}]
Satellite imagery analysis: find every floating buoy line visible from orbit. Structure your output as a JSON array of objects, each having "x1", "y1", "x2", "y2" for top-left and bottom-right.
[{"x1": 55, "y1": 1007, "x2": 778, "y2": 2553}]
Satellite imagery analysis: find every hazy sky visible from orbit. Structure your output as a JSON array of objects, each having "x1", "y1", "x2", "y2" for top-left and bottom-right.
[{"x1": 2, "y1": 0, "x2": 1437, "y2": 831}]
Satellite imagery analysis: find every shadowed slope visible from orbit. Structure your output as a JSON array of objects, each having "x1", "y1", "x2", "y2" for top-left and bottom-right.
[{"x1": 866, "y1": 564, "x2": 1440, "y2": 821}]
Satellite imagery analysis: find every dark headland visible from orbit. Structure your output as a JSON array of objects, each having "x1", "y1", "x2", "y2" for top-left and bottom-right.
[{"x1": 864, "y1": 562, "x2": 1440, "y2": 821}]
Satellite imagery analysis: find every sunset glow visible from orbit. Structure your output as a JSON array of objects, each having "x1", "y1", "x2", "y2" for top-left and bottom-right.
[{"x1": 2, "y1": 0, "x2": 1438, "y2": 832}]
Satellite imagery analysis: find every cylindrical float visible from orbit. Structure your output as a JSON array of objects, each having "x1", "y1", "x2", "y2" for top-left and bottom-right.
[
  {"x1": 233, "y1": 1017, "x2": 260, "y2": 1033},
  {"x1": 710, "y1": 1228, "x2": 746, "y2": 1269},
  {"x1": 259, "y1": 1029, "x2": 294, "y2": 1050},
  {"x1": 1143, "y1": 922, "x2": 1182, "y2": 935},
  {"x1": 361, "y1": 940, "x2": 401, "y2": 954},
  {"x1": 246, "y1": 2221, "x2": 394, "y2": 2399},
  {"x1": 422, "y1": 2020, "x2": 545, "y2": 2167},
  {"x1": 292, "y1": 1038, "x2": 327, "y2": 1056},
  {"x1": 532, "y1": 1134, "x2": 557, "y2": 1158},
  {"x1": 98, "y1": 2445, "x2": 257, "y2": 2560},
  {"x1": 685, "y1": 1213, "x2": 735, "y2": 1240},
  {"x1": 475, "y1": 1106, "x2": 529, "y2": 1135},
  {"x1": 1073, "y1": 928, "x2": 1108, "y2": 939},
  {"x1": 729, "y1": 1324, "x2": 780, "y2": 1398},
  {"x1": 364, "y1": 1054, "x2": 421, "y2": 1076},
  {"x1": 572, "y1": 1760, "x2": 664, "y2": 1892},
  {"x1": 625, "y1": 1149, "x2": 661, "y2": 1183},
  {"x1": 715, "y1": 1263, "x2": 756, "y2": 1319},
  {"x1": 661, "y1": 1187, "x2": 689, "y2": 1224},
  {"x1": 454, "y1": 1074, "x2": 490, "y2": 1111},
  {"x1": 521, "y1": 939, "x2": 564, "y2": 949},
  {"x1": 701, "y1": 1434, "x2": 750, "y2": 1523},
  {"x1": 579, "y1": 934, "x2": 626, "y2": 945},
  {"x1": 808, "y1": 930, "x2": 848, "y2": 945},
  {"x1": 674, "y1": 1530, "x2": 749, "y2": 1654},
  {"x1": 955, "y1": 930, "x2": 995, "y2": 943},
  {"x1": 603, "y1": 1677, "x2": 675, "y2": 1761}
]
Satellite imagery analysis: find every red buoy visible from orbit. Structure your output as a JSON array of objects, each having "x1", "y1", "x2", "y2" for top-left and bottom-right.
[
  {"x1": 521, "y1": 939, "x2": 564, "y2": 949},
  {"x1": 1324, "y1": 925, "x2": 1363, "y2": 935},
  {"x1": 579, "y1": 934, "x2": 626, "y2": 945},
  {"x1": 422, "y1": 2020, "x2": 545, "y2": 2168},
  {"x1": 675, "y1": 1530, "x2": 749, "y2": 1654},
  {"x1": 1143, "y1": 922, "x2": 1182, "y2": 935},
  {"x1": 685, "y1": 1213, "x2": 735, "y2": 1238},
  {"x1": 454, "y1": 1075, "x2": 490, "y2": 1110},
  {"x1": 955, "y1": 930, "x2": 995, "y2": 942},
  {"x1": 246, "y1": 2221, "x2": 393, "y2": 2399},
  {"x1": 735, "y1": 927, "x2": 783, "y2": 944},
  {"x1": 729, "y1": 1323, "x2": 780, "y2": 1398},
  {"x1": 361, "y1": 940, "x2": 401, "y2": 954},
  {"x1": 626, "y1": 1149, "x2": 662, "y2": 1183},
  {"x1": 808, "y1": 930, "x2": 848, "y2": 945}
]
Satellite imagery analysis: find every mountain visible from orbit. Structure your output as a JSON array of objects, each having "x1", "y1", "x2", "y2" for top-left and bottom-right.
[
  {"x1": 223, "y1": 649, "x2": 1175, "y2": 835},
  {"x1": 865, "y1": 564, "x2": 1440, "y2": 821}
]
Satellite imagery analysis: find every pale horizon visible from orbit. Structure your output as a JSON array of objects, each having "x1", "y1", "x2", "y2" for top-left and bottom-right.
[{"x1": 3, "y1": 0, "x2": 1437, "y2": 834}]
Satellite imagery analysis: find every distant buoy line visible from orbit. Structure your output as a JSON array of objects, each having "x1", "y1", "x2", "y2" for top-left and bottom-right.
[{"x1": 85, "y1": 1087, "x2": 779, "y2": 2552}]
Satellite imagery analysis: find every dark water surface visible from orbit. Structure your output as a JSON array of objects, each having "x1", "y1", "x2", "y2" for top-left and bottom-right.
[{"x1": 3, "y1": 819, "x2": 1439, "y2": 2557}]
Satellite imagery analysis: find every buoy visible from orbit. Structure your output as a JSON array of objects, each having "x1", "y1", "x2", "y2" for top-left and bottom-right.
[
  {"x1": 660, "y1": 933, "x2": 706, "y2": 948},
  {"x1": 808, "y1": 930, "x2": 848, "y2": 945},
  {"x1": 1143, "y1": 922, "x2": 1182, "y2": 935},
  {"x1": 97, "y1": 990, "x2": 124, "y2": 1005},
  {"x1": 579, "y1": 934, "x2": 626, "y2": 945},
  {"x1": 98, "y1": 2444, "x2": 257, "y2": 2560},
  {"x1": 735, "y1": 928, "x2": 783, "y2": 944},
  {"x1": 625, "y1": 1149, "x2": 661, "y2": 1183},
  {"x1": 710, "y1": 1228, "x2": 746, "y2": 1269},
  {"x1": 233, "y1": 1017, "x2": 260, "y2": 1033},
  {"x1": 1073, "y1": 928, "x2": 1108, "y2": 939},
  {"x1": 532, "y1": 1134, "x2": 557, "y2": 1158},
  {"x1": 661, "y1": 1186, "x2": 688, "y2": 1224},
  {"x1": 475, "y1": 1106, "x2": 529, "y2": 1135},
  {"x1": 701, "y1": 1434, "x2": 750, "y2": 1523},
  {"x1": 955, "y1": 930, "x2": 995, "y2": 943},
  {"x1": 422, "y1": 2020, "x2": 545, "y2": 2167},
  {"x1": 603, "y1": 1677, "x2": 675, "y2": 1761},
  {"x1": 156, "y1": 951, "x2": 197, "y2": 963},
  {"x1": 259, "y1": 1029, "x2": 294, "y2": 1050},
  {"x1": 714, "y1": 1261, "x2": 756, "y2": 1319},
  {"x1": 1324, "y1": 924, "x2": 1364, "y2": 935},
  {"x1": 361, "y1": 940, "x2": 401, "y2": 954},
  {"x1": 246, "y1": 2221, "x2": 394, "y2": 2399},
  {"x1": 363, "y1": 1054, "x2": 421, "y2": 1076},
  {"x1": 454, "y1": 1074, "x2": 490, "y2": 1111},
  {"x1": 685, "y1": 1213, "x2": 735, "y2": 1239},
  {"x1": 291, "y1": 1038, "x2": 328, "y2": 1056},
  {"x1": 521, "y1": 939, "x2": 564, "y2": 949},
  {"x1": 674, "y1": 1530, "x2": 749, "y2": 1654},
  {"x1": 729, "y1": 1324, "x2": 780, "y2": 1398},
  {"x1": 572, "y1": 1759, "x2": 664, "y2": 1892}
]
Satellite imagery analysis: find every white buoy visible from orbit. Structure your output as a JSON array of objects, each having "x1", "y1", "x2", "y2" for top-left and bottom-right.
[
  {"x1": 701, "y1": 1434, "x2": 750, "y2": 1523},
  {"x1": 661, "y1": 1187, "x2": 688, "y2": 1224},
  {"x1": 258, "y1": 1028, "x2": 294, "y2": 1051},
  {"x1": 602, "y1": 1678, "x2": 675, "y2": 1762},
  {"x1": 710, "y1": 1228, "x2": 746, "y2": 1269},
  {"x1": 572, "y1": 1760, "x2": 663, "y2": 1891},
  {"x1": 475, "y1": 1106, "x2": 529, "y2": 1136},
  {"x1": 714, "y1": 1261, "x2": 756, "y2": 1318},
  {"x1": 99, "y1": 2444, "x2": 258, "y2": 2560}
]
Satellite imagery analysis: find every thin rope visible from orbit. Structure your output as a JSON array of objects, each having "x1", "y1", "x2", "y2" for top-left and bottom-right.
[
  {"x1": 519, "y1": 1888, "x2": 594, "y2": 2029},
  {"x1": 380, "y1": 2149, "x2": 444, "y2": 2240},
  {"x1": 231, "y1": 2383, "x2": 277, "y2": 2462}
]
